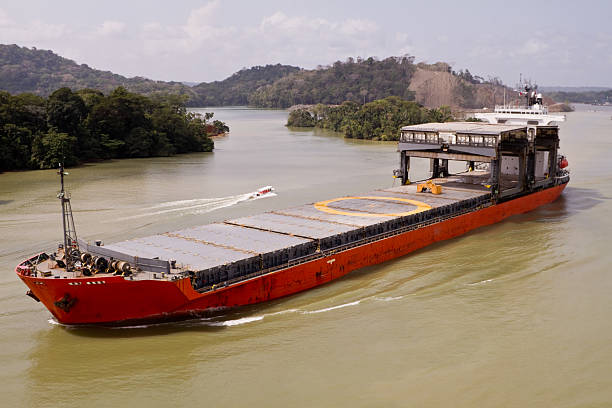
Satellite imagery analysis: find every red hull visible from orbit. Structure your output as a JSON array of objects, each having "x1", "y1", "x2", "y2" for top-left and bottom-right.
[{"x1": 17, "y1": 184, "x2": 567, "y2": 325}]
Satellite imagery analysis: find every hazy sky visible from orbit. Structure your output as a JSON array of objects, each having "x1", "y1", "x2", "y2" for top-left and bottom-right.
[{"x1": 1, "y1": 0, "x2": 610, "y2": 86}]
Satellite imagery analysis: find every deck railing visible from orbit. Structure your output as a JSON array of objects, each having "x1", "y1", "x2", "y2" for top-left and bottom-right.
[{"x1": 494, "y1": 105, "x2": 549, "y2": 114}]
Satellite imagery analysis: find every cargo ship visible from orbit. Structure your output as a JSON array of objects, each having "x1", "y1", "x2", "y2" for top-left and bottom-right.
[{"x1": 16, "y1": 100, "x2": 569, "y2": 326}]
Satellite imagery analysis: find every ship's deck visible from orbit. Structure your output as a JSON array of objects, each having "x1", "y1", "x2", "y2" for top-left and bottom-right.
[{"x1": 103, "y1": 174, "x2": 491, "y2": 280}]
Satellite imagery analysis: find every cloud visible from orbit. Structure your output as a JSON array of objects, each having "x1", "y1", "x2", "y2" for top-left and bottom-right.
[
  {"x1": 253, "y1": 11, "x2": 383, "y2": 65},
  {"x1": 125, "y1": 4, "x2": 392, "y2": 80},
  {"x1": 259, "y1": 12, "x2": 377, "y2": 38},
  {"x1": 0, "y1": 14, "x2": 68, "y2": 44},
  {"x1": 96, "y1": 21, "x2": 126, "y2": 36},
  {"x1": 516, "y1": 39, "x2": 549, "y2": 56},
  {"x1": 184, "y1": 0, "x2": 219, "y2": 38},
  {"x1": 0, "y1": 2, "x2": 410, "y2": 81}
]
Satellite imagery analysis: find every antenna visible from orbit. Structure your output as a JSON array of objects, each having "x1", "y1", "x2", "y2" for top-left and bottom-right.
[{"x1": 57, "y1": 163, "x2": 79, "y2": 271}]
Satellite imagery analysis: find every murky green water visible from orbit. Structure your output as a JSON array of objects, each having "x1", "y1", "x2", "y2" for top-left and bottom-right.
[{"x1": 1, "y1": 106, "x2": 611, "y2": 407}]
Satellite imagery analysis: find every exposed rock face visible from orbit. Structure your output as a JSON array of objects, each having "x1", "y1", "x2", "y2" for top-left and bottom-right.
[
  {"x1": 409, "y1": 69, "x2": 458, "y2": 107},
  {"x1": 409, "y1": 68, "x2": 509, "y2": 109}
]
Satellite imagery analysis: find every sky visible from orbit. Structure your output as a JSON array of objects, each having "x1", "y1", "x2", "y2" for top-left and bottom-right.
[{"x1": 1, "y1": 0, "x2": 610, "y2": 87}]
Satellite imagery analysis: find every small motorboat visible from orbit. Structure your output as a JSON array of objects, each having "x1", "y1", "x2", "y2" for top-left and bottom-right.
[{"x1": 249, "y1": 186, "x2": 275, "y2": 199}]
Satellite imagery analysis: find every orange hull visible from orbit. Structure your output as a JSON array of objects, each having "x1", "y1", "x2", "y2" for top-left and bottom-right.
[{"x1": 17, "y1": 184, "x2": 567, "y2": 325}]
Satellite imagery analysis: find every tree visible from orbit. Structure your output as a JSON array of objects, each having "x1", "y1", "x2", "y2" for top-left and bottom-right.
[
  {"x1": 212, "y1": 120, "x2": 229, "y2": 134},
  {"x1": 0, "y1": 124, "x2": 33, "y2": 171},
  {"x1": 46, "y1": 87, "x2": 87, "y2": 135},
  {"x1": 427, "y1": 105, "x2": 453, "y2": 122},
  {"x1": 31, "y1": 129, "x2": 78, "y2": 169},
  {"x1": 286, "y1": 109, "x2": 316, "y2": 127}
]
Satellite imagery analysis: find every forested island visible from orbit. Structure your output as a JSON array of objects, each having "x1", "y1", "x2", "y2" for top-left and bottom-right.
[
  {"x1": 0, "y1": 87, "x2": 227, "y2": 172},
  {"x1": 286, "y1": 96, "x2": 452, "y2": 141}
]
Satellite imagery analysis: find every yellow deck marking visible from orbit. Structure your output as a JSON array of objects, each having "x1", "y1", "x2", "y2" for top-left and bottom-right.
[{"x1": 314, "y1": 196, "x2": 431, "y2": 218}]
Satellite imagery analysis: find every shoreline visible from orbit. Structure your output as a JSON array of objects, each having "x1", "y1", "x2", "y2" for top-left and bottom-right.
[{"x1": 0, "y1": 148, "x2": 216, "y2": 175}]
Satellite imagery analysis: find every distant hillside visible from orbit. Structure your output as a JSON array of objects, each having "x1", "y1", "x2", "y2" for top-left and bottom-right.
[
  {"x1": 0, "y1": 44, "x2": 299, "y2": 106},
  {"x1": 248, "y1": 57, "x2": 509, "y2": 109},
  {"x1": 192, "y1": 64, "x2": 300, "y2": 106},
  {"x1": 547, "y1": 89, "x2": 612, "y2": 105},
  {"x1": 0, "y1": 44, "x2": 196, "y2": 99},
  {"x1": 0, "y1": 44, "x2": 513, "y2": 109},
  {"x1": 248, "y1": 57, "x2": 417, "y2": 108}
]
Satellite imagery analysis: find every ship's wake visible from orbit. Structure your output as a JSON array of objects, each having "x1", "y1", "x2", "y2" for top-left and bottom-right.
[
  {"x1": 120, "y1": 189, "x2": 277, "y2": 219},
  {"x1": 203, "y1": 300, "x2": 364, "y2": 327},
  {"x1": 47, "y1": 296, "x2": 404, "y2": 330}
]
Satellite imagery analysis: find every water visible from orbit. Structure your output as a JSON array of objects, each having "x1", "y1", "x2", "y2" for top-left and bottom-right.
[{"x1": 1, "y1": 105, "x2": 611, "y2": 407}]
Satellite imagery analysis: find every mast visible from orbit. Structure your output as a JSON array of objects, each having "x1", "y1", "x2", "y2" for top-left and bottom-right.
[{"x1": 58, "y1": 163, "x2": 79, "y2": 271}]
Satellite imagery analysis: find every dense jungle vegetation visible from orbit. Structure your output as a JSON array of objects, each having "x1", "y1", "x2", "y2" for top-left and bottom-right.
[
  {"x1": 249, "y1": 56, "x2": 417, "y2": 108},
  {"x1": 286, "y1": 96, "x2": 452, "y2": 141},
  {"x1": 192, "y1": 64, "x2": 301, "y2": 106},
  {"x1": 0, "y1": 45, "x2": 300, "y2": 107},
  {"x1": 0, "y1": 87, "x2": 226, "y2": 172},
  {"x1": 0, "y1": 44, "x2": 196, "y2": 99}
]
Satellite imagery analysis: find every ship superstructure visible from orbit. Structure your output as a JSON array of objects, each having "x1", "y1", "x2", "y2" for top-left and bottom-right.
[
  {"x1": 16, "y1": 121, "x2": 569, "y2": 326},
  {"x1": 475, "y1": 82, "x2": 566, "y2": 127}
]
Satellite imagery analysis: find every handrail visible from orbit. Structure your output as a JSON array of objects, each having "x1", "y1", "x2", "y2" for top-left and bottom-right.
[{"x1": 493, "y1": 105, "x2": 549, "y2": 114}]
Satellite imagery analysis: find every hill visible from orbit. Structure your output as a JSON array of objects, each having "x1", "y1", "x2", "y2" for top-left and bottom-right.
[
  {"x1": 0, "y1": 44, "x2": 300, "y2": 106},
  {"x1": 0, "y1": 44, "x2": 512, "y2": 109},
  {"x1": 0, "y1": 44, "x2": 197, "y2": 99},
  {"x1": 192, "y1": 64, "x2": 300, "y2": 106},
  {"x1": 248, "y1": 58, "x2": 508, "y2": 109},
  {"x1": 248, "y1": 57, "x2": 417, "y2": 108}
]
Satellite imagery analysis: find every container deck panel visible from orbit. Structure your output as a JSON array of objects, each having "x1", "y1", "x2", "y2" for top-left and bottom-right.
[
  {"x1": 273, "y1": 206, "x2": 397, "y2": 226},
  {"x1": 104, "y1": 240, "x2": 228, "y2": 271},
  {"x1": 227, "y1": 212, "x2": 356, "y2": 239},
  {"x1": 106, "y1": 235, "x2": 262, "y2": 270},
  {"x1": 106, "y1": 224, "x2": 315, "y2": 273},
  {"x1": 169, "y1": 223, "x2": 311, "y2": 253}
]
